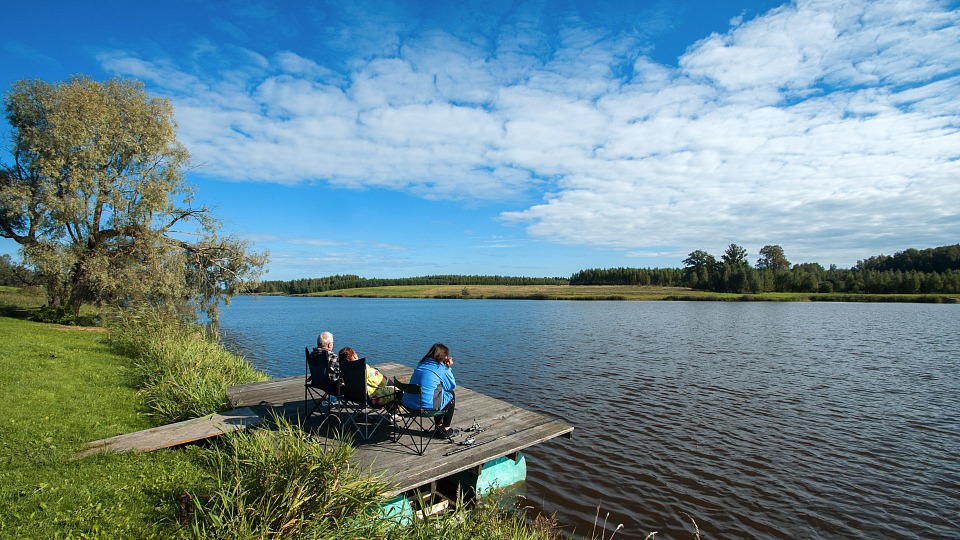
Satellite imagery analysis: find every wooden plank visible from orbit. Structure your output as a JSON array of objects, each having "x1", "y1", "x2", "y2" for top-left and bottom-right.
[
  {"x1": 224, "y1": 362, "x2": 575, "y2": 497},
  {"x1": 227, "y1": 376, "x2": 306, "y2": 407},
  {"x1": 76, "y1": 407, "x2": 262, "y2": 458}
]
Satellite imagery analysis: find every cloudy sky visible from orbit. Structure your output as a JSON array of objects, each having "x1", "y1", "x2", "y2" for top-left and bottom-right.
[{"x1": 2, "y1": 0, "x2": 959, "y2": 280}]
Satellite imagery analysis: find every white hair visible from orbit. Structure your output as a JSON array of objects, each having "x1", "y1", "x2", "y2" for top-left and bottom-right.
[{"x1": 318, "y1": 331, "x2": 333, "y2": 348}]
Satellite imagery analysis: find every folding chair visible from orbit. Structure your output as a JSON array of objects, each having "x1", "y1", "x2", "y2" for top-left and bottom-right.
[
  {"x1": 392, "y1": 377, "x2": 449, "y2": 455},
  {"x1": 338, "y1": 358, "x2": 394, "y2": 441},
  {"x1": 304, "y1": 347, "x2": 341, "y2": 419}
]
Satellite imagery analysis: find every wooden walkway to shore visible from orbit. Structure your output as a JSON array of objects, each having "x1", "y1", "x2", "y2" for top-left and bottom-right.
[
  {"x1": 227, "y1": 361, "x2": 574, "y2": 497},
  {"x1": 77, "y1": 407, "x2": 263, "y2": 458}
]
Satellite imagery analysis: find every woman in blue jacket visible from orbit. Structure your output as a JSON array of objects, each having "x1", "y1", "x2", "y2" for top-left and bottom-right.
[{"x1": 402, "y1": 342, "x2": 458, "y2": 438}]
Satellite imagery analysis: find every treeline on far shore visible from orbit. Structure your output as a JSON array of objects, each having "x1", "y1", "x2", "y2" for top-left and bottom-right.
[
  {"x1": 249, "y1": 274, "x2": 568, "y2": 295},
  {"x1": 574, "y1": 244, "x2": 960, "y2": 295},
  {"x1": 245, "y1": 244, "x2": 960, "y2": 296}
]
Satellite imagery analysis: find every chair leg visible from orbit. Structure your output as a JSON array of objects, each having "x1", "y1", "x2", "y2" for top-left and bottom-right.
[
  {"x1": 305, "y1": 389, "x2": 324, "y2": 419},
  {"x1": 395, "y1": 413, "x2": 440, "y2": 455},
  {"x1": 341, "y1": 403, "x2": 389, "y2": 442}
]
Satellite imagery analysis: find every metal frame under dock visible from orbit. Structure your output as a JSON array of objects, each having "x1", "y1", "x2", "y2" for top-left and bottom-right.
[{"x1": 226, "y1": 361, "x2": 574, "y2": 498}]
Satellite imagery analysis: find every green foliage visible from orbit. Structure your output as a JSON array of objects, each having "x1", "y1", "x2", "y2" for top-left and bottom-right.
[
  {"x1": 681, "y1": 250, "x2": 718, "y2": 289},
  {"x1": 676, "y1": 244, "x2": 960, "y2": 295},
  {"x1": 721, "y1": 244, "x2": 748, "y2": 267},
  {"x1": 29, "y1": 305, "x2": 101, "y2": 326},
  {"x1": 392, "y1": 496, "x2": 563, "y2": 540},
  {"x1": 0, "y1": 75, "x2": 267, "y2": 321},
  {"x1": 107, "y1": 310, "x2": 268, "y2": 423},
  {"x1": 29, "y1": 305, "x2": 78, "y2": 325},
  {"x1": 0, "y1": 253, "x2": 35, "y2": 286},
  {"x1": 570, "y1": 267, "x2": 683, "y2": 286},
  {"x1": 756, "y1": 245, "x2": 790, "y2": 271},
  {"x1": 857, "y1": 244, "x2": 960, "y2": 273}
]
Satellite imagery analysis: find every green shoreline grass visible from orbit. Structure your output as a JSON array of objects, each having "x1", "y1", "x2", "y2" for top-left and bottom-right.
[{"x1": 293, "y1": 284, "x2": 959, "y2": 303}]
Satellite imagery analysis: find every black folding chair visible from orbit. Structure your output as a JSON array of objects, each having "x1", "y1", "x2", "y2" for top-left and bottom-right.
[
  {"x1": 304, "y1": 347, "x2": 341, "y2": 419},
  {"x1": 392, "y1": 377, "x2": 449, "y2": 455},
  {"x1": 338, "y1": 358, "x2": 394, "y2": 441}
]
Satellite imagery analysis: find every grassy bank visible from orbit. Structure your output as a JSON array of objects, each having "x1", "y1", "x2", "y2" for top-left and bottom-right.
[
  {"x1": 0, "y1": 314, "x2": 568, "y2": 539},
  {"x1": 0, "y1": 316, "x2": 206, "y2": 538},
  {"x1": 298, "y1": 284, "x2": 959, "y2": 303}
]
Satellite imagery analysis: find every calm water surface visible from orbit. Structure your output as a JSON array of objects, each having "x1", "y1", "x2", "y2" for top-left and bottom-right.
[{"x1": 218, "y1": 297, "x2": 959, "y2": 539}]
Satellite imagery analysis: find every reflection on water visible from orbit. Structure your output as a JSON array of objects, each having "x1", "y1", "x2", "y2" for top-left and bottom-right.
[{"x1": 219, "y1": 297, "x2": 960, "y2": 540}]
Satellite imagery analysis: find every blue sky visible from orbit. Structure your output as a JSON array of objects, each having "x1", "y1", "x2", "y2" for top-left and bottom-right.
[{"x1": 2, "y1": 0, "x2": 959, "y2": 280}]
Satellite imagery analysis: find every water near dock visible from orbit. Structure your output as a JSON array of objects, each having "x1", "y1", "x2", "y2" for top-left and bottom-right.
[{"x1": 219, "y1": 296, "x2": 959, "y2": 540}]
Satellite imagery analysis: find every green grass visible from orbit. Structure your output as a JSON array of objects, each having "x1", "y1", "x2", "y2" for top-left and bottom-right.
[
  {"x1": 186, "y1": 415, "x2": 395, "y2": 538},
  {"x1": 0, "y1": 285, "x2": 46, "y2": 314},
  {"x1": 0, "y1": 285, "x2": 108, "y2": 325},
  {"x1": 0, "y1": 317, "x2": 207, "y2": 539}
]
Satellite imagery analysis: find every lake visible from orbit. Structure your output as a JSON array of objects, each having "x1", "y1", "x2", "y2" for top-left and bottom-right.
[{"x1": 218, "y1": 296, "x2": 959, "y2": 539}]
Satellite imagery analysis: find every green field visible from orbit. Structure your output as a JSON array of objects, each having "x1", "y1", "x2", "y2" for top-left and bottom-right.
[
  {"x1": 304, "y1": 284, "x2": 685, "y2": 300},
  {"x1": 300, "y1": 284, "x2": 959, "y2": 303}
]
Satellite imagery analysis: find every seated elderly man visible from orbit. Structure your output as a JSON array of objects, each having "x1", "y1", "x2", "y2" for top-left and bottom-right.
[{"x1": 309, "y1": 331, "x2": 340, "y2": 403}]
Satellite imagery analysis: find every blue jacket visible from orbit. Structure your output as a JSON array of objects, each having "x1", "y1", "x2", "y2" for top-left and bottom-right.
[{"x1": 402, "y1": 359, "x2": 455, "y2": 411}]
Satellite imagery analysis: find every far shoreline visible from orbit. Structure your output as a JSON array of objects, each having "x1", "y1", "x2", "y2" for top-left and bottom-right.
[{"x1": 247, "y1": 284, "x2": 960, "y2": 303}]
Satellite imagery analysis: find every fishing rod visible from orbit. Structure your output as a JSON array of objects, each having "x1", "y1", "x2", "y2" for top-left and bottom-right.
[
  {"x1": 443, "y1": 420, "x2": 553, "y2": 457},
  {"x1": 443, "y1": 432, "x2": 514, "y2": 456},
  {"x1": 459, "y1": 407, "x2": 525, "y2": 436}
]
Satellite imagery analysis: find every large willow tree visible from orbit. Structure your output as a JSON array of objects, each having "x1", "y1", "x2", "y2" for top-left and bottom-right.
[{"x1": 0, "y1": 76, "x2": 267, "y2": 321}]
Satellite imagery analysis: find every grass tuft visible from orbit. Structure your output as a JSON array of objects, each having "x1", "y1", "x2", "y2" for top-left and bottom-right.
[
  {"x1": 186, "y1": 415, "x2": 394, "y2": 539},
  {"x1": 107, "y1": 309, "x2": 268, "y2": 424},
  {"x1": 394, "y1": 494, "x2": 565, "y2": 540}
]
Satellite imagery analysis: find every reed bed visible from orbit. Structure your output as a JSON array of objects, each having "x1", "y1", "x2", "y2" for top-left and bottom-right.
[{"x1": 108, "y1": 310, "x2": 268, "y2": 423}]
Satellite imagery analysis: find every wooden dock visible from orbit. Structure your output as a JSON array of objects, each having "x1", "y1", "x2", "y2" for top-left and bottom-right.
[{"x1": 226, "y1": 361, "x2": 574, "y2": 497}]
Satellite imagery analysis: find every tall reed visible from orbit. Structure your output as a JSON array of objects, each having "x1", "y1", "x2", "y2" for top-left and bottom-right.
[
  {"x1": 108, "y1": 309, "x2": 268, "y2": 423},
  {"x1": 187, "y1": 415, "x2": 394, "y2": 539}
]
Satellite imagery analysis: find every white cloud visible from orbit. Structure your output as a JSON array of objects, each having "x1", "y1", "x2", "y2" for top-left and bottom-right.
[{"x1": 99, "y1": 0, "x2": 960, "y2": 266}]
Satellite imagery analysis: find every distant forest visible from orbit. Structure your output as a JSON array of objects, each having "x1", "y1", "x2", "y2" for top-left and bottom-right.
[
  {"x1": 249, "y1": 274, "x2": 568, "y2": 295},
  {"x1": 0, "y1": 254, "x2": 35, "y2": 287},
  {"x1": 577, "y1": 244, "x2": 960, "y2": 294},
  {"x1": 577, "y1": 243, "x2": 960, "y2": 294},
  {"x1": 245, "y1": 244, "x2": 960, "y2": 296}
]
